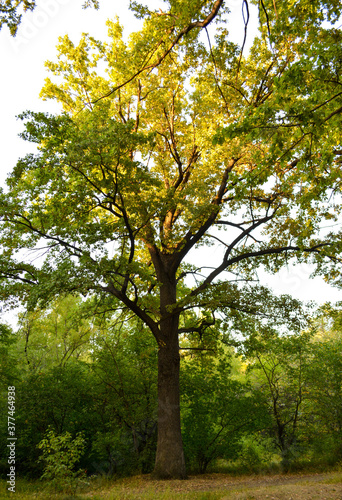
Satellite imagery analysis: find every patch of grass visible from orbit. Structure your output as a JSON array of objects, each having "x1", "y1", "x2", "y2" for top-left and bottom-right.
[
  {"x1": 213, "y1": 458, "x2": 282, "y2": 476},
  {"x1": 1, "y1": 478, "x2": 44, "y2": 498},
  {"x1": 323, "y1": 471, "x2": 342, "y2": 484}
]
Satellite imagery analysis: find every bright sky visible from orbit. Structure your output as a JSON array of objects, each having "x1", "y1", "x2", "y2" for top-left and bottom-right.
[{"x1": 0, "y1": 0, "x2": 340, "y2": 322}]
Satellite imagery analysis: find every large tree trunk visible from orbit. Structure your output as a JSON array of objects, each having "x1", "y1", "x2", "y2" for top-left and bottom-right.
[
  {"x1": 152, "y1": 267, "x2": 187, "y2": 479},
  {"x1": 153, "y1": 331, "x2": 186, "y2": 479}
]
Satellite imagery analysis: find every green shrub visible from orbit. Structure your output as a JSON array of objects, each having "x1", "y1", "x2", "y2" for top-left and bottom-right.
[
  {"x1": 237, "y1": 434, "x2": 279, "y2": 473},
  {"x1": 37, "y1": 429, "x2": 88, "y2": 495}
]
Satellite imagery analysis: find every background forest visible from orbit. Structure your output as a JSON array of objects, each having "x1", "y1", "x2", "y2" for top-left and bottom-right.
[{"x1": 1, "y1": 296, "x2": 342, "y2": 481}]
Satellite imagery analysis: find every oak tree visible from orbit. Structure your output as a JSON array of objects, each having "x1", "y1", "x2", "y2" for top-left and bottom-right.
[{"x1": 1, "y1": 0, "x2": 342, "y2": 478}]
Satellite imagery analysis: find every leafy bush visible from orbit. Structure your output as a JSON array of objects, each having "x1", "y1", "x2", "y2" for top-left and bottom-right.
[
  {"x1": 237, "y1": 434, "x2": 280, "y2": 473},
  {"x1": 38, "y1": 429, "x2": 88, "y2": 495}
]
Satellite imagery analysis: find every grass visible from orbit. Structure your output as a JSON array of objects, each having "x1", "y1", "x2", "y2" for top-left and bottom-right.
[
  {"x1": 323, "y1": 471, "x2": 342, "y2": 484},
  {"x1": 1, "y1": 469, "x2": 342, "y2": 500}
]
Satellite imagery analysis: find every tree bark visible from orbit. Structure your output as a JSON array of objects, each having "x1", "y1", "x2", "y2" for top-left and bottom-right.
[
  {"x1": 152, "y1": 264, "x2": 187, "y2": 479},
  {"x1": 153, "y1": 330, "x2": 186, "y2": 479}
]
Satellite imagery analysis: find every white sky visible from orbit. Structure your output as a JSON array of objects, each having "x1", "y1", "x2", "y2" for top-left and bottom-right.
[{"x1": 0, "y1": 0, "x2": 340, "y2": 324}]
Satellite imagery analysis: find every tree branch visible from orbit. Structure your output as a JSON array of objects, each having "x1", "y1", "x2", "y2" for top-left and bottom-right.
[{"x1": 91, "y1": 0, "x2": 225, "y2": 104}]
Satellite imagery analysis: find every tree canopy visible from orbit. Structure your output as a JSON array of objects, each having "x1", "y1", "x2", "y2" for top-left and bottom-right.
[
  {"x1": 1, "y1": 0, "x2": 342, "y2": 478},
  {"x1": 0, "y1": 0, "x2": 99, "y2": 35}
]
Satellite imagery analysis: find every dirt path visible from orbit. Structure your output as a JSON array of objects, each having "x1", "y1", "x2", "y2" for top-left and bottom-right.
[{"x1": 102, "y1": 471, "x2": 342, "y2": 499}]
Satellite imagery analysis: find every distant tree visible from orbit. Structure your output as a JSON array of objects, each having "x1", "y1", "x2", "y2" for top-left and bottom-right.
[
  {"x1": 1, "y1": 0, "x2": 342, "y2": 478},
  {"x1": 304, "y1": 304, "x2": 342, "y2": 461},
  {"x1": 245, "y1": 332, "x2": 313, "y2": 470},
  {"x1": 0, "y1": 323, "x2": 18, "y2": 476},
  {"x1": 181, "y1": 344, "x2": 268, "y2": 473},
  {"x1": 14, "y1": 362, "x2": 95, "y2": 477},
  {"x1": 0, "y1": 299, "x2": 157, "y2": 478},
  {"x1": 0, "y1": 322, "x2": 17, "y2": 385},
  {"x1": 15, "y1": 295, "x2": 96, "y2": 371},
  {"x1": 90, "y1": 316, "x2": 158, "y2": 474}
]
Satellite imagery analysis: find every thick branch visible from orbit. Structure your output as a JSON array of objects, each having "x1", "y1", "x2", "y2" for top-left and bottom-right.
[
  {"x1": 171, "y1": 158, "x2": 239, "y2": 272},
  {"x1": 188, "y1": 241, "x2": 334, "y2": 300},
  {"x1": 104, "y1": 282, "x2": 160, "y2": 340},
  {"x1": 4, "y1": 214, "x2": 85, "y2": 257},
  {"x1": 0, "y1": 270, "x2": 37, "y2": 285}
]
